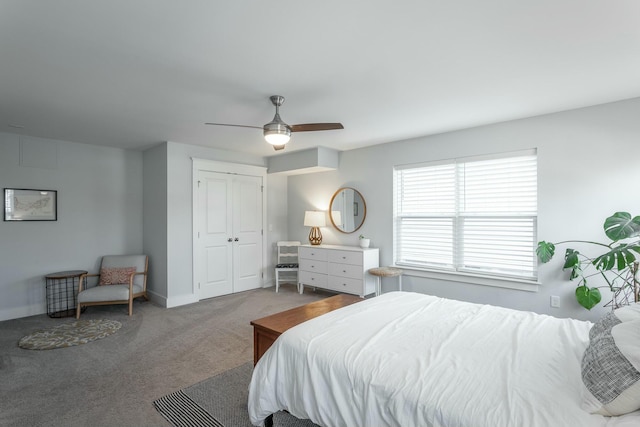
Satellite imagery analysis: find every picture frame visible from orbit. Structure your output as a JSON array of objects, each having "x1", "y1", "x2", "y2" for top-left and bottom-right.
[{"x1": 4, "y1": 188, "x2": 57, "y2": 221}]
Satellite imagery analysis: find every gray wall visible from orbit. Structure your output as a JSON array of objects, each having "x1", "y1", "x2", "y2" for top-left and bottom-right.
[
  {"x1": 0, "y1": 132, "x2": 143, "y2": 321},
  {"x1": 266, "y1": 173, "x2": 289, "y2": 282},
  {"x1": 142, "y1": 143, "x2": 168, "y2": 302},
  {"x1": 287, "y1": 98, "x2": 640, "y2": 321}
]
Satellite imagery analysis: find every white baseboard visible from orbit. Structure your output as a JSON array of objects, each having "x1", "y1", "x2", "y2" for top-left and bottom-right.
[
  {"x1": 146, "y1": 289, "x2": 167, "y2": 307},
  {"x1": 165, "y1": 293, "x2": 199, "y2": 308},
  {"x1": 146, "y1": 290, "x2": 198, "y2": 308},
  {"x1": 0, "y1": 303, "x2": 46, "y2": 321}
]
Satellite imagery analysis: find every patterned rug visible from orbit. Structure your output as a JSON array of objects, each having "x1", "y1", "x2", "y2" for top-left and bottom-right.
[
  {"x1": 154, "y1": 362, "x2": 319, "y2": 427},
  {"x1": 18, "y1": 319, "x2": 122, "y2": 350}
]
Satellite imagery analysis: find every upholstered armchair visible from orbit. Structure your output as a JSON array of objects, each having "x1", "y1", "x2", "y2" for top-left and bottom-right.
[{"x1": 76, "y1": 255, "x2": 148, "y2": 318}]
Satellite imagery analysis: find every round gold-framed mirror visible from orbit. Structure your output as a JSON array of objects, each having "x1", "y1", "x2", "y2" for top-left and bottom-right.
[{"x1": 329, "y1": 187, "x2": 366, "y2": 234}]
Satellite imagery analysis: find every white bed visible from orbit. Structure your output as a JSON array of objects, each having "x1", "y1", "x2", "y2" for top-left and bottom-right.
[{"x1": 248, "y1": 292, "x2": 640, "y2": 427}]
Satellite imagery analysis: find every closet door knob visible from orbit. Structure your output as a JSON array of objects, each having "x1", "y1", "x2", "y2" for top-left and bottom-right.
[
  {"x1": 227, "y1": 238, "x2": 233, "y2": 242},
  {"x1": 234, "y1": 237, "x2": 239, "y2": 241}
]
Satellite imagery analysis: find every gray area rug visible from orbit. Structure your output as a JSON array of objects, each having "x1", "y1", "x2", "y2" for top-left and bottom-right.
[
  {"x1": 18, "y1": 319, "x2": 121, "y2": 350},
  {"x1": 154, "y1": 362, "x2": 319, "y2": 427}
]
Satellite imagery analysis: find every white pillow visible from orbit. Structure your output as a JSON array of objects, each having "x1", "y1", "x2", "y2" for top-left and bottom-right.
[
  {"x1": 581, "y1": 319, "x2": 640, "y2": 416},
  {"x1": 614, "y1": 303, "x2": 640, "y2": 323}
]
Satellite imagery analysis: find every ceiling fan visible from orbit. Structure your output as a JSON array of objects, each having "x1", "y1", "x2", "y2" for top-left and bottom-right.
[{"x1": 206, "y1": 95, "x2": 344, "y2": 151}]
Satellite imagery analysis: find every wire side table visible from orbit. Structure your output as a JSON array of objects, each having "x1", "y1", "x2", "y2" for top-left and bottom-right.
[{"x1": 45, "y1": 270, "x2": 88, "y2": 318}]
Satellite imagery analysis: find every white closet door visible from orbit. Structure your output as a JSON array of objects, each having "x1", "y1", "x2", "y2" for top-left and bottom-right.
[
  {"x1": 197, "y1": 171, "x2": 233, "y2": 299},
  {"x1": 196, "y1": 171, "x2": 263, "y2": 299},
  {"x1": 233, "y1": 175, "x2": 262, "y2": 292}
]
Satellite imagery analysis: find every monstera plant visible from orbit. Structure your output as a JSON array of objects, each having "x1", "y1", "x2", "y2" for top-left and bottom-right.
[{"x1": 537, "y1": 212, "x2": 640, "y2": 310}]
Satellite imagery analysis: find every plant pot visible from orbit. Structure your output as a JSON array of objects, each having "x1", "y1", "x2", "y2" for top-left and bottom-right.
[{"x1": 359, "y1": 238, "x2": 370, "y2": 248}]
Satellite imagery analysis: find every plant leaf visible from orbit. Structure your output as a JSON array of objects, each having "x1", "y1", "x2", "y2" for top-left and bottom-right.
[
  {"x1": 562, "y1": 249, "x2": 583, "y2": 280},
  {"x1": 563, "y1": 249, "x2": 579, "y2": 269},
  {"x1": 593, "y1": 244, "x2": 640, "y2": 271},
  {"x1": 570, "y1": 264, "x2": 583, "y2": 281},
  {"x1": 603, "y1": 212, "x2": 640, "y2": 242},
  {"x1": 536, "y1": 241, "x2": 555, "y2": 263},
  {"x1": 575, "y1": 285, "x2": 602, "y2": 310}
]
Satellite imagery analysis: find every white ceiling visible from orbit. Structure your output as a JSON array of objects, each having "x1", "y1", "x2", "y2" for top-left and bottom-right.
[{"x1": 2, "y1": 1, "x2": 640, "y2": 158}]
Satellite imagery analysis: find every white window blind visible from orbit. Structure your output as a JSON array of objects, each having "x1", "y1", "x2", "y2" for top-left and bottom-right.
[{"x1": 394, "y1": 150, "x2": 538, "y2": 281}]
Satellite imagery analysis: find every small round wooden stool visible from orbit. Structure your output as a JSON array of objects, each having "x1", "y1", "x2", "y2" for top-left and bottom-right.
[{"x1": 368, "y1": 267, "x2": 403, "y2": 296}]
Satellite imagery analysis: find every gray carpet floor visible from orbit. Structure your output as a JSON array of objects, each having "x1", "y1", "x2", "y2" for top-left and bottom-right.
[{"x1": 0, "y1": 285, "x2": 330, "y2": 427}]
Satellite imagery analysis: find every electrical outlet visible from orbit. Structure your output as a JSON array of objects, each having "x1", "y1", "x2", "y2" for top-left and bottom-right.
[{"x1": 550, "y1": 295, "x2": 561, "y2": 308}]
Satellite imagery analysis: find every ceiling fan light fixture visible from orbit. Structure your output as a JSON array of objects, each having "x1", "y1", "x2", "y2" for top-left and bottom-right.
[
  {"x1": 263, "y1": 122, "x2": 291, "y2": 145},
  {"x1": 206, "y1": 94, "x2": 343, "y2": 150}
]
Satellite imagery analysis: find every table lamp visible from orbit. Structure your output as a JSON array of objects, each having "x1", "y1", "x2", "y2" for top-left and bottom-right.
[{"x1": 304, "y1": 211, "x2": 326, "y2": 245}]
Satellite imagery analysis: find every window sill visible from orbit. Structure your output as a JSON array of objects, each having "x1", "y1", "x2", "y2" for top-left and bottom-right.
[{"x1": 395, "y1": 266, "x2": 540, "y2": 293}]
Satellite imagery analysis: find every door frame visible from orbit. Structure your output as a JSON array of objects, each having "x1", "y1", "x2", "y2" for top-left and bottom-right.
[{"x1": 192, "y1": 159, "x2": 268, "y2": 299}]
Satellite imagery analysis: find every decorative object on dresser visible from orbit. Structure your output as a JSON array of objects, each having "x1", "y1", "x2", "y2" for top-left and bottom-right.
[
  {"x1": 274, "y1": 241, "x2": 301, "y2": 293},
  {"x1": 358, "y1": 234, "x2": 370, "y2": 248},
  {"x1": 303, "y1": 211, "x2": 326, "y2": 245},
  {"x1": 298, "y1": 244, "x2": 379, "y2": 297},
  {"x1": 329, "y1": 187, "x2": 366, "y2": 233}
]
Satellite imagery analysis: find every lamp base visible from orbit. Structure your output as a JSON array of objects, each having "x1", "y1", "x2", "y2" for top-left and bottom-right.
[{"x1": 308, "y1": 227, "x2": 322, "y2": 245}]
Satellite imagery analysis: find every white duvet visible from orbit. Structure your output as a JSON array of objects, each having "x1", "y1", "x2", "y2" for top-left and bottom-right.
[{"x1": 248, "y1": 292, "x2": 640, "y2": 427}]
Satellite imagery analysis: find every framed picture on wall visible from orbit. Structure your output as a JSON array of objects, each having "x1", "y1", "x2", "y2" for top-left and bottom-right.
[{"x1": 4, "y1": 188, "x2": 57, "y2": 221}]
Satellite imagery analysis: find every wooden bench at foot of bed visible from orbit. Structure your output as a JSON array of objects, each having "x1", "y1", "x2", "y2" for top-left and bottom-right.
[{"x1": 250, "y1": 294, "x2": 363, "y2": 365}]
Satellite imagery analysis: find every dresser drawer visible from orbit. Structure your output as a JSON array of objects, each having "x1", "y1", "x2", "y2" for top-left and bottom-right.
[
  {"x1": 328, "y1": 262, "x2": 363, "y2": 280},
  {"x1": 299, "y1": 246, "x2": 328, "y2": 261},
  {"x1": 299, "y1": 258, "x2": 328, "y2": 274},
  {"x1": 299, "y1": 271, "x2": 328, "y2": 287},
  {"x1": 328, "y1": 275, "x2": 363, "y2": 295},
  {"x1": 328, "y1": 250, "x2": 362, "y2": 266}
]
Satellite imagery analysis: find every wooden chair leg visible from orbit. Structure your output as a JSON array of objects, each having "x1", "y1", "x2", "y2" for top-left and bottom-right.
[
  {"x1": 76, "y1": 303, "x2": 82, "y2": 319},
  {"x1": 128, "y1": 299, "x2": 133, "y2": 316}
]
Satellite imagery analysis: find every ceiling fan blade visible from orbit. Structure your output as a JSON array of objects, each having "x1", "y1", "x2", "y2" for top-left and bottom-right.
[
  {"x1": 290, "y1": 123, "x2": 344, "y2": 132},
  {"x1": 205, "y1": 123, "x2": 262, "y2": 130},
  {"x1": 272, "y1": 144, "x2": 286, "y2": 151}
]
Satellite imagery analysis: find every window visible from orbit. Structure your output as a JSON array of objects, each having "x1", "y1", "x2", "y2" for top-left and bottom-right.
[{"x1": 393, "y1": 150, "x2": 537, "y2": 281}]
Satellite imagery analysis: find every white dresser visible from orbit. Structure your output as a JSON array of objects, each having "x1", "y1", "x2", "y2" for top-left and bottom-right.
[{"x1": 298, "y1": 244, "x2": 379, "y2": 298}]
